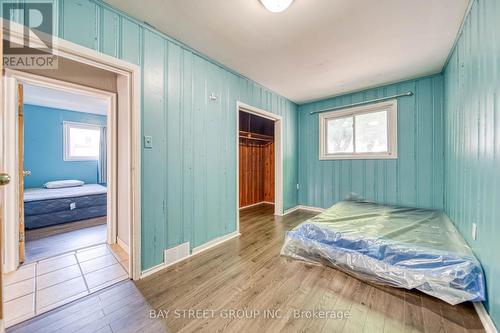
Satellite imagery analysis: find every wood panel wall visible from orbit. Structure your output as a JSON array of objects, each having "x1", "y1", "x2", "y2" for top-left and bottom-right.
[
  {"x1": 443, "y1": 0, "x2": 500, "y2": 325},
  {"x1": 239, "y1": 142, "x2": 274, "y2": 207},
  {"x1": 298, "y1": 75, "x2": 444, "y2": 210},
  {"x1": 58, "y1": 0, "x2": 299, "y2": 270}
]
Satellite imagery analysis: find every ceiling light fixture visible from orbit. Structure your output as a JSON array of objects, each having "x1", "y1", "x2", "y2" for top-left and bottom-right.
[{"x1": 260, "y1": 0, "x2": 294, "y2": 13}]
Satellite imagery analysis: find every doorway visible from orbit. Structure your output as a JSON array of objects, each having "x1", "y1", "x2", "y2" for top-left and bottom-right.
[
  {"x1": 20, "y1": 83, "x2": 112, "y2": 263},
  {"x1": 2, "y1": 72, "x2": 132, "y2": 327},
  {"x1": 239, "y1": 111, "x2": 275, "y2": 208},
  {"x1": 1, "y1": 25, "x2": 141, "y2": 328},
  {"x1": 236, "y1": 102, "x2": 283, "y2": 232}
]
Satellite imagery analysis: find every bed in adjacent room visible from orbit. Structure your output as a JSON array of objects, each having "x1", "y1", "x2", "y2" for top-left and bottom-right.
[
  {"x1": 281, "y1": 199, "x2": 485, "y2": 305},
  {"x1": 24, "y1": 183, "x2": 107, "y2": 229}
]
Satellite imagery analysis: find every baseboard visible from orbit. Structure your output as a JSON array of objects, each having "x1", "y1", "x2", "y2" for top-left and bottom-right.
[
  {"x1": 140, "y1": 262, "x2": 166, "y2": 278},
  {"x1": 192, "y1": 231, "x2": 240, "y2": 254},
  {"x1": 239, "y1": 201, "x2": 274, "y2": 210},
  {"x1": 474, "y1": 302, "x2": 498, "y2": 333},
  {"x1": 284, "y1": 205, "x2": 325, "y2": 215},
  {"x1": 283, "y1": 206, "x2": 300, "y2": 215},
  {"x1": 140, "y1": 231, "x2": 240, "y2": 279},
  {"x1": 117, "y1": 237, "x2": 130, "y2": 254}
]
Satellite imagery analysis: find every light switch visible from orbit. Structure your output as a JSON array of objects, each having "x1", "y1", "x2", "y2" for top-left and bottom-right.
[{"x1": 144, "y1": 135, "x2": 153, "y2": 148}]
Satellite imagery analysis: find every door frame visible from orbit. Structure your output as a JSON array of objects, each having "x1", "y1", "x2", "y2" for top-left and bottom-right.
[
  {"x1": 236, "y1": 101, "x2": 284, "y2": 232},
  {"x1": 1, "y1": 23, "x2": 142, "y2": 279},
  {"x1": 5, "y1": 69, "x2": 117, "y2": 258}
]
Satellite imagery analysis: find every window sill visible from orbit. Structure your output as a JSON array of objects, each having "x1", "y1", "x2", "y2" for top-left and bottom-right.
[
  {"x1": 319, "y1": 154, "x2": 398, "y2": 160},
  {"x1": 63, "y1": 157, "x2": 99, "y2": 162}
]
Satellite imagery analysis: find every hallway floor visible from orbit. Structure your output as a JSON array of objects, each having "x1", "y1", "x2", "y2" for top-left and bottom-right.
[{"x1": 4, "y1": 243, "x2": 128, "y2": 328}]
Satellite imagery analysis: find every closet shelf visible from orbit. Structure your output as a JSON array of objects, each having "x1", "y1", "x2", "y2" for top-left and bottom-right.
[{"x1": 239, "y1": 130, "x2": 274, "y2": 142}]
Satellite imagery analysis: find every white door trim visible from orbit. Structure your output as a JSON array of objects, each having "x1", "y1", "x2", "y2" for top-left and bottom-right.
[
  {"x1": 1, "y1": 22, "x2": 142, "y2": 280},
  {"x1": 4, "y1": 69, "x2": 117, "y2": 248},
  {"x1": 236, "y1": 101, "x2": 284, "y2": 234}
]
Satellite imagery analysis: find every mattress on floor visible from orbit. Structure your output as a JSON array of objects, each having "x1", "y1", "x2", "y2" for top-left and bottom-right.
[
  {"x1": 24, "y1": 184, "x2": 107, "y2": 229},
  {"x1": 25, "y1": 205, "x2": 107, "y2": 229},
  {"x1": 280, "y1": 200, "x2": 485, "y2": 305},
  {"x1": 24, "y1": 193, "x2": 107, "y2": 216},
  {"x1": 24, "y1": 184, "x2": 107, "y2": 202}
]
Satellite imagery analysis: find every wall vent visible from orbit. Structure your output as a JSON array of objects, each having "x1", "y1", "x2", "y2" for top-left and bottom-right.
[{"x1": 164, "y1": 242, "x2": 190, "y2": 266}]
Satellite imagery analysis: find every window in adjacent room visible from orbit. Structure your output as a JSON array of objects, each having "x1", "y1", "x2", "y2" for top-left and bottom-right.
[
  {"x1": 63, "y1": 122, "x2": 101, "y2": 161},
  {"x1": 319, "y1": 100, "x2": 397, "y2": 160}
]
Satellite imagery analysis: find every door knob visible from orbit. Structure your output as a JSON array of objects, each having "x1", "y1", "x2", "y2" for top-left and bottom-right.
[
  {"x1": 0, "y1": 173, "x2": 11, "y2": 186},
  {"x1": 23, "y1": 170, "x2": 31, "y2": 177}
]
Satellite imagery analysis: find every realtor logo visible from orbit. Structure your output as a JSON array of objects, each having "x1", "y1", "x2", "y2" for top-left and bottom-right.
[{"x1": 2, "y1": 1, "x2": 58, "y2": 69}]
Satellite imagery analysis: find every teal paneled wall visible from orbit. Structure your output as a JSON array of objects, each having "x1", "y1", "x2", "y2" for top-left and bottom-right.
[
  {"x1": 443, "y1": 0, "x2": 500, "y2": 327},
  {"x1": 298, "y1": 75, "x2": 444, "y2": 210},
  {"x1": 23, "y1": 104, "x2": 107, "y2": 188},
  {"x1": 56, "y1": 0, "x2": 298, "y2": 270}
]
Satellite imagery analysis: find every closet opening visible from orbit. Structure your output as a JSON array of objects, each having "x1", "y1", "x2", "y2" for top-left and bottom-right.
[{"x1": 238, "y1": 111, "x2": 275, "y2": 209}]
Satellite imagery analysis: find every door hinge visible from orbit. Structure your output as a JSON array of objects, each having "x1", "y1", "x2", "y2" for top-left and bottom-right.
[{"x1": 19, "y1": 232, "x2": 25, "y2": 242}]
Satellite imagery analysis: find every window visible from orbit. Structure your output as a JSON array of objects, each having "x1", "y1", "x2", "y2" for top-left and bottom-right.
[
  {"x1": 319, "y1": 100, "x2": 397, "y2": 160},
  {"x1": 64, "y1": 122, "x2": 101, "y2": 161}
]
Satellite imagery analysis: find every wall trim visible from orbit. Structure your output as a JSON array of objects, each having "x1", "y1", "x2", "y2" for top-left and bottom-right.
[
  {"x1": 3, "y1": 70, "x2": 118, "y2": 271},
  {"x1": 140, "y1": 262, "x2": 166, "y2": 279},
  {"x1": 140, "y1": 231, "x2": 240, "y2": 279},
  {"x1": 283, "y1": 205, "x2": 325, "y2": 215},
  {"x1": 192, "y1": 231, "x2": 240, "y2": 254},
  {"x1": 236, "y1": 101, "x2": 284, "y2": 234},
  {"x1": 117, "y1": 237, "x2": 130, "y2": 254},
  {"x1": 474, "y1": 302, "x2": 499, "y2": 333}
]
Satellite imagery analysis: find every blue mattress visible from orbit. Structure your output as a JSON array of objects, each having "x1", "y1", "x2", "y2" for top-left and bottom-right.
[
  {"x1": 24, "y1": 185, "x2": 107, "y2": 229},
  {"x1": 281, "y1": 200, "x2": 485, "y2": 305}
]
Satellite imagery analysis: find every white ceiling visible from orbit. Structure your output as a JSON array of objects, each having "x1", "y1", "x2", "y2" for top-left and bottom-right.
[
  {"x1": 24, "y1": 84, "x2": 109, "y2": 115},
  {"x1": 106, "y1": 0, "x2": 469, "y2": 103}
]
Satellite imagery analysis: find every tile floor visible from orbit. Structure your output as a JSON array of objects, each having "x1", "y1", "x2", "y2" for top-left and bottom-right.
[{"x1": 3, "y1": 243, "x2": 129, "y2": 328}]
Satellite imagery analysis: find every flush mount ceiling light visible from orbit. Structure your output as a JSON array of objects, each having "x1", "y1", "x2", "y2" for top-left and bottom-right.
[{"x1": 260, "y1": 0, "x2": 294, "y2": 13}]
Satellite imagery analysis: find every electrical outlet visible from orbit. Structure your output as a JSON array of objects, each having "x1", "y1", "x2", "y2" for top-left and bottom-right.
[
  {"x1": 144, "y1": 135, "x2": 153, "y2": 149},
  {"x1": 472, "y1": 223, "x2": 477, "y2": 240}
]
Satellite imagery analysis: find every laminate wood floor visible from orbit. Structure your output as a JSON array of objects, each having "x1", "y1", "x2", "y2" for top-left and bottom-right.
[
  {"x1": 9, "y1": 204, "x2": 485, "y2": 333},
  {"x1": 25, "y1": 222, "x2": 107, "y2": 263}
]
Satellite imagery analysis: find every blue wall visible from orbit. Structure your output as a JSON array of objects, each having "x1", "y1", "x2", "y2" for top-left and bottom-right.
[
  {"x1": 50, "y1": 0, "x2": 299, "y2": 270},
  {"x1": 297, "y1": 75, "x2": 444, "y2": 210},
  {"x1": 443, "y1": 0, "x2": 500, "y2": 328},
  {"x1": 23, "y1": 104, "x2": 107, "y2": 188}
]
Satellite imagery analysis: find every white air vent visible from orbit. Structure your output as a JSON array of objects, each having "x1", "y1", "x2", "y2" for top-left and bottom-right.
[{"x1": 164, "y1": 242, "x2": 190, "y2": 267}]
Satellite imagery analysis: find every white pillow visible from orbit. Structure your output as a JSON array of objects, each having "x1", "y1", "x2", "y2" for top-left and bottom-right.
[{"x1": 44, "y1": 180, "x2": 85, "y2": 189}]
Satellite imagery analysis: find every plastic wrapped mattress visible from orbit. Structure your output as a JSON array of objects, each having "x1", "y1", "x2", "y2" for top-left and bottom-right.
[{"x1": 281, "y1": 200, "x2": 485, "y2": 305}]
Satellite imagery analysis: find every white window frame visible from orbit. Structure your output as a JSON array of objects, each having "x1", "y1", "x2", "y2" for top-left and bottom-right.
[
  {"x1": 63, "y1": 121, "x2": 102, "y2": 161},
  {"x1": 319, "y1": 99, "x2": 398, "y2": 160}
]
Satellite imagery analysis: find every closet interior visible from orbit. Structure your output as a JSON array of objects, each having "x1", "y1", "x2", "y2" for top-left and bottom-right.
[{"x1": 239, "y1": 111, "x2": 275, "y2": 208}]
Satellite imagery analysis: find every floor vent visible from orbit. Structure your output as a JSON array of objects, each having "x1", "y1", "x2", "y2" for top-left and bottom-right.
[{"x1": 164, "y1": 242, "x2": 190, "y2": 266}]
